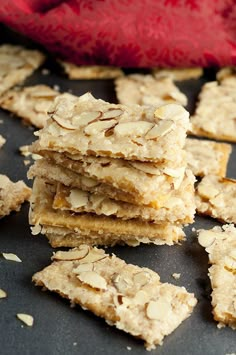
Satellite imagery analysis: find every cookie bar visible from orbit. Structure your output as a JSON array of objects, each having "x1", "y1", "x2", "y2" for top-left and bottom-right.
[
  {"x1": 196, "y1": 175, "x2": 236, "y2": 224},
  {"x1": 115, "y1": 74, "x2": 187, "y2": 106},
  {"x1": 198, "y1": 225, "x2": 236, "y2": 329},
  {"x1": 0, "y1": 44, "x2": 45, "y2": 96},
  {"x1": 152, "y1": 67, "x2": 203, "y2": 81},
  {"x1": 30, "y1": 149, "x2": 186, "y2": 208},
  {"x1": 0, "y1": 174, "x2": 31, "y2": 218},
  {"x1": 190, "y1": 81, "x2": 236, "y2": 142},
  {"x1": 29, "y1": 178, "x2": 185, "y2": 246},
  {"x1": 185, "y1": 138, "x2": 232, "y2": 177},
  {"x1": 52, "y1": 170, "x2": 195, "y2": 224},
  {"x1": 34, "y1": 92, "x2": 190, "y2": 163},
  {"x1": 33, "y1": 245, "x2": 197, "y2": 349},
  {"x1": 0, "y1": 85, "x2": 59, "y2": 128},
  {"x1": 59, "y1": 61, "x2": 124, "y2": 79},
  {"x1": 0, "y1": 135, "x2": 6, "y2": 149}
]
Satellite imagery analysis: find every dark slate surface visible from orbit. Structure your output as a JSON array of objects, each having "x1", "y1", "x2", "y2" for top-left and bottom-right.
[{"x1": 0, "y1": 26, "x2": 235, "y2": 355}]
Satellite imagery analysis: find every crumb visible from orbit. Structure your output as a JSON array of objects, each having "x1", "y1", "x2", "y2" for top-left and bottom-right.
[
  {"x1": 0, "y1": 289, "x2": 7, "y2": 298},
  {"x1": 192, "y1": 227, "x2": 196, "y2": 232},
  {"x1": 2, "y1": 252, "x2": 22, "y2": 262},
  {"x1": 24, "y1": 160, "x2": 31, "y2": 166},
  {"x1": 127, "y1": 346, "x2": 132, "y2": 351},
  {"x1": 41, "y1": 68, "x2": 50, "y2": 75},
  {"x1": 73, "y1": 342, "x2": 77, "y2": 346},
  {"x1": 172, "y1": 273, "x2": 181, "y2": 280},
  {"x1": 0, "y1": 120, "x2": 3, "y2": 124},
  {"x1": 17, "y1": 313, "x2": 34, "y2": 327},
  {"x1": 53, "y1": 84, "x2": 60, "y2": 91}
]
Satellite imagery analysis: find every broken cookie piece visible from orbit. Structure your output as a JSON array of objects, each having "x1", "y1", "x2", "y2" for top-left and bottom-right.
[
  {"x1": 198, "y1": 224, "x2": 236, "y2": 329},
  {"x1": 33, "y1": 245, "x2": 197, "y2": 349},
  {"x1": 0, "y1": 44, "x2": 45, "y2": 96},
  {"x1": 196, "y1": 175, "x2": 236, "y2": 224},
  {"x1": 0, "y1": 174, "x2": 31, "y2": 218}
]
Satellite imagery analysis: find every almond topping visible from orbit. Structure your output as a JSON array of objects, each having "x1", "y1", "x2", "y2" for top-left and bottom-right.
[
  {"x1": 112, "y1": 273, "x2": 133, "y2": 293},
  {"x1": 73, "y1": 263, "x2": 93, "y2": 273},
  {"x1": 129, "y1": 162, "x2": 160, "y2": 175},
  {"x1": 198, "y1": 231, "x2": 216, "y2": 248},
  {"x1": 154, "y1": 104, "x2": 188, "y2": 121},
  {"x1": 72, "y1": 111, "x2": 102, "y2": 127},
  {"x1": 145, "y1": 120, "x2": 174, "y2": 139},
  {"x1": 102, "y1": 109, "x2": 123, "y2": 119},
  {"x1": 133, "y1": 290, "x2": 149, "y2": 305},
  {"x1": 2, "y1": 253, "x2": 22, "y2": 262},
  {"x1": 114, "y1": 121, "x2": 153, "y2": 137},
  {"x1": 52, "y1": 245, "x2": 90, "y2": 261},
  {"x1": 51, "y1": 114, "x2": 76, "y2": 130},
  {"x1": 78, "y1": 248, "x2": 107, "y2": 264},
  {"x1": 146, "y1": 299, "x2": 170, "y2": 320},
  {"x1": 84, "y1": 119, "x2": 117, "y2": 135},
  {"x1": 81, "y1": 176, "x2": 99, "y2": 188},
  {"x1": 197, "y1": 184, "x2": 219, "y2": 199},
  {"x1": 67, "y1": 189, "x2": 89, "y2": 208},
  {"x1": 133, "y1": 271, "x2": 151, "y2": 287},
  {"x1": 0, "y1": 289, "x2": 7, "y2": 298},
  {"x1": 76, "y1": 271, "x2": 107, "y2": 290},
  {"x1": 16, "y1": 313, "x2": 34, "y2": 327}
]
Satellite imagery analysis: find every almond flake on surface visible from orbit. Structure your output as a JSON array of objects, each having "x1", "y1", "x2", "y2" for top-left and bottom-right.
[
  {"x1": 146, "y1": 299, "x2": 170, "y2": 320},
  {"x1": 52, "y1": 245, "x2": 89, "y2": 261},
  {"x1": 172, "y1": 273, "x2": 181, "y2": 280},
  {"x1": 2, "y1": 253, "x2": 22, "y2": 262},
  {"x1": 16, "y1": 313, "x2": 34, "y2": 326},
  {"x1": 76, "y1": 271, "x2": 107, "y2": 290},
  {"x1": 0, "y1": 289, "x2": 7, "y2": 298},
  {"x1": 102, "y1": 109, "x2": 123, "y2": 119}
]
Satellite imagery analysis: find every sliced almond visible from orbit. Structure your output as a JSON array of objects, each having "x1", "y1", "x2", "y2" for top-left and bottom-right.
[
  {"x1": 163, "y1": 167, "x2": 185, "y2": 178},
  {"x1": 112, "y1": 273, "x2": 133, "y2": 293},
  {"x1": 84, "y1": 119, "x2": 117, "y2": 135},
  {"x1": 89, "y1": 194, "x2": 106, "y2": 209},
  {"x1": 146, "y1": 299, "x2": 170, "y2": 320},
  {"x1": 81, "y1": 176, "x2": 99, "y2": 188},
  {"x1": 114, "y1": 121, "x2": 153, "y2": 137},
  {"x1": 133, "y1": 290, "x2": 149, "y2": 305},
  {"x1": 100, "y1": 200, "x2": 119, "y2": 215},
  {"x1": 73, "y1": 263, "x2": 93, "y2": 273},
  {"x1": 67, "y1": 189, "x2": 89, "y2": 208},
  {"x1": 154, "y1": 104, "x2": 188, "y2": 121},
  {"x1": 197, "y1": 184, "x2": 219, "y2": 199},
  {"x1": 133, "y1": 271, "x2": 151, "y2": 287},
  {"x1": 102, "y1": 109, "x2": 123, "y2": 119},
  {"x1": 30, "y1": 224, "x2": 42, "y2": 235},
  {"x1": 72, "y1": 111, "x2": 102, "y2": 127},
  {"x1": 145, "y1": 120, "x2": 174, "y2": 139},
  {"x1": 16, "y1": 313, "x2": 34, "y2": 327},
  {"x1": 2, "y1": 253, "x2": 22, "y2": 262},
  {"x1": 52, "y1": 245, "x2": 90, "y2": 261},
  {"x1": 129, "y1": 162, "x2": 160, "y2": 175},
  {"x1": 51, "y1": 114, "x2": 76, "y2": 130},
  {"x1": 78, "y1": 248, "x2": 107, "y2": 264},
  {"x1": 0, "y1": 289, "x2": 7, "y2": 298},
  {"x1": 76, "y1": 271, "x2": 107, "y2": 290},
  {"x1": 198, "y1": 231, "x2": 216, "y2": 248}
]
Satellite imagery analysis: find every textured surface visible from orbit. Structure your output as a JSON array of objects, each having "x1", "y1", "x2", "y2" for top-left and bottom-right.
[{"x1": 0, "y1": 32, "x2": 236, "y2": 355}]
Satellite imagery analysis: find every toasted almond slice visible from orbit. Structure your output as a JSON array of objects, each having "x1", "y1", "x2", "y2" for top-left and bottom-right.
[
  {"x1": 145, "y1": 120, "x2": 174, "y2": 139},
  {"x1": 73, "y1": 263, "x2": 94, "y2": 273},
  {"x1": 78, "y1": 248, "x2": 107, "y2": 264},
  {"x1": 102, "y1": 109, "x2": 123, "y2": 119},
  {"x1": 112, "y1": 273, "x2": 133, "y2": 293},
  {"x1": 154, "y1": 104, "x2": 187, "y2": 120},
  {"x1": 16, "y1": 313, "x2": 34, "y2": 327},
  {"x1": 67, "y1": 189, "x2": 89, "y2": 208},
  {"x1": 129, "y1": 162, "x2": 160, "y2": 175},
  {"x1": 146, "y1": 299, "x2": 170, "y2": 320},
  {"x1": 163, "y1": 167, "x2": 184, "y2": 178},
  {"x1": 2, "y1": 253, "x2": 22, "y2": 262},
  {"x1": 133, "y1": 271, "x2": 151, "y2": 287},
  {"x1": 0, "y1": 289, "x2": 7, "y2": 298},
  {"x1": 52, "y1": 245, "x2": 89, "y2": 261},
  {"x1": 84, "y1": 119, "x2": 117, "y2": 135},
  {"x1": 197, "y1": 184, "x2": 219, "y2": 199},
  {"x1": 114, "y1": 121, "x2": 153, "y2": 137},
  {"x1": 198, "y1": 231, "x2": 216, "y2": 248},
  {"x1": 81, "y1": 176, "x2": 99, "y2": 188},
  {"x1": 133, "y1": 290, "x2": 149, "y2": 305},
  {"x1": 76, "y1": 271, "x2": 107, "y2": 290},
  {"x1": 52, "y1": 115, "x2": 76, "y2": 130},
  {"x1": 72, "y1": 111, "x2": 102, "y2": 126}
]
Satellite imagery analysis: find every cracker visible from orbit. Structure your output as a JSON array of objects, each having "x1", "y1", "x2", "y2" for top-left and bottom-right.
[
  {"x1": 0, "y1": 85, "x2": 59, "y2": 128},
  {"x1": 0, "y1": 174, "x2": 31, "y2": 218},
  {"x1": 196, "y1": 175, "x2": 236, "y2": 224},
  {"x1": 190, "y1": 81, "x2": 236, "y2": 142},
  {"x1": 115, "y1": 74, "x2": 187, "y2": 106},
  {"x1": 30, "y1": 148, "x2": 187, "y2": 208},
  {"x1": 185, "y1": 138, "x2": 232, "y2": 177},
  {"x1": 53, "y1": 169, "x2": 195, "y2": 224},
  {"x1": 198, "y1": 224, "x2": 236, "y2": 329},
  {"x1": 0, "y1": 135, "x2": 6, "y2": 149},
  {"x1": 32, "y1": 245, "x2": 197, "y2": 349},
  {"x1": 34, "y1": 92, "x2": 190, "y2": 163},
  {"x1": 29, "y1": 178, "x2": 185, "y2": 246},
  {"x1": 59, "y1": 61, "x2": 124, "y2": 79},
  {"x1": 0, "y1": 44, "x2": 45, "y2": 96},
  {"x1": 152, "y1": 67, "x2": 203, "y2": 81}
]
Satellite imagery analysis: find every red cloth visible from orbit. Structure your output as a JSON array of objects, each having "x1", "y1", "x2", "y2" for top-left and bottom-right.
[{"x1": 1, "y1": 0, "x2": 236, "y2": 67}]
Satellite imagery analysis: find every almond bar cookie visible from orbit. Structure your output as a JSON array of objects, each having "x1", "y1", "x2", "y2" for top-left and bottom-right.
[
  {"x1": 0, "y1": 174, "x2": 31, "y2": 218},
  {"x1": 185, "y1": 138, "x2": 232, "y2": 177},
  {"x1": 190, "y1": 80, "x2": 236, "y2": 142},
  {"x1": 29, "y1": 178, "x2": 185, "y2": 247},
  {"x1": 196, "y1": 175, "x2": 236, "y2": 224},
  {"x1": 115, "y1": 74, "x2": 187, "y2": 106},
  {"x1": 30, "y1": 149, "x2": 186, "y2": 208},
  {"x1": 198, "y1": 224, "x2": 236, "y2": 329},
  {"x1": 59, "y1": 61, "x2": 124, "y2": 79},
  {"x1": 0, "y1": 85, "x2": 59, "y2": 128},
  {"x1": 34, "y1": 92, "x2": 190, "y2": 163},
  {"x1": 152, "y1": 67, "x2": 203, "y2": 81},
  {"x1": 32, "y1": 245, "x2": 197, "y2": 349},
  {"x1": 0, "y1": 44, "x2": 45, "y2": 96}
]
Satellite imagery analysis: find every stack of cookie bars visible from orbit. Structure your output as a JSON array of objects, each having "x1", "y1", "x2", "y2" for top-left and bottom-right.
[{"x1": 28, "y1": 92, "x2": 195, "y2": 247}]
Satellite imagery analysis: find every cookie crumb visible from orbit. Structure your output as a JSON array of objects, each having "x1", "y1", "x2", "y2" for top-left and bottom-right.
[
  {"x1": 53, "y1": 84, "x2": 60, "y2": 91},
  {"x1": 73, "y1": 342, "x2": 77, "y2": 346},
  {"x1": 16, "y1": 313, "x2": 34, "y2": 326},
  {"x1": 2, "y1": 253, "x2": 22, "y2": 262},
  {"x1": 41, "y1": 68, "x2": 50, "y2": 75},
  {"x1": 127, "y1": 346, "x2": 132, "y2": 351},
  {"x1": 0, "y1": 288, "x2": 7, "y2": 298},
  {"x1": 172, "y1": 273, "x2": 181, "y2": 280}
]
